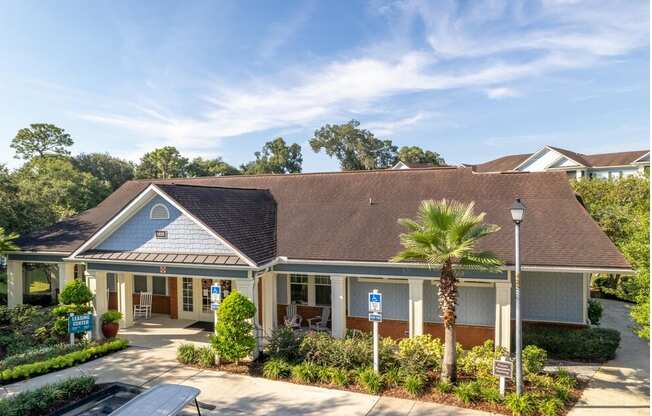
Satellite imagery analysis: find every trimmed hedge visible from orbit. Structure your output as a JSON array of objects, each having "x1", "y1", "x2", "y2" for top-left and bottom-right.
[
  {"x1": 0, "y1": 342, "x2": 90, "y2": 371},
  {"x1": 524, "y1": 325, "x2": 620, "y2": 362},
  {"x1": 0, "y1": 376, "x2": 96, "y2": 416},
  {"x1": 0, "y1": 339, "x2": 128, "y2": 384}
]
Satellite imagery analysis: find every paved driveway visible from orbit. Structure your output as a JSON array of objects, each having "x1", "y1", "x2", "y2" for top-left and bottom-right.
[{"x1": 569, "y1": 299, "x2": 650, "y2": 416}]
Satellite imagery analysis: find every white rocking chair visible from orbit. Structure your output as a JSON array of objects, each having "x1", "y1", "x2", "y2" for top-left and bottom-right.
[
  {"x1": 307, "y1": 306, "x2": 330, "y2": 331},
  {"x1": 134, "y1": 292, "x2": 153, "y2": 319},
  {"x1": 284, "y1": 303, "x2": 303, "y2": 329}
]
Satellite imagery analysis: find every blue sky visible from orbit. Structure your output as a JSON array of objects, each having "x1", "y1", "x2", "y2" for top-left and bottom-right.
[{"x1": 0, "y1": 0, "x2": 649, "y2": 171}]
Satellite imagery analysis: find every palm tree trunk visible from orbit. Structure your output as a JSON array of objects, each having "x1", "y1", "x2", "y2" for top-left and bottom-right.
[{"x1": 439, "y1": 260, "x2": 458, "y2": 383}]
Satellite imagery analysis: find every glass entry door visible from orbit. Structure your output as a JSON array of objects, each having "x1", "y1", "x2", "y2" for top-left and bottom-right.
[{"x1": 199, "y1": 278, "x2": 217, "y2": 322}]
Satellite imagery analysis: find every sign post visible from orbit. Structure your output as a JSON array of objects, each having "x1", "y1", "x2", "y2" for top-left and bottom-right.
[
  {"x1": 368, "y1": 290, "x2": 382, "y2": 373},
  {"x1": 210, "y1": 283, "x2": 222, "y2": 335},
  {"x1": 493, "y1": 357, "x2": 514, "y2": 397}
]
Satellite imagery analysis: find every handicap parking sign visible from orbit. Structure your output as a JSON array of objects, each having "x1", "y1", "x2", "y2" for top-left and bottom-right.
[
  {"x1": 210, "y1": 284, "x2": 221, "y2": 303},
  {"x1": 368, "y1": 291, "x2": 382, "y2": 313}
]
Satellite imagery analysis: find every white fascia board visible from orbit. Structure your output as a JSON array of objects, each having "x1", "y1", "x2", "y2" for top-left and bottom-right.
[
  {"x1": 511, "y1": 147, "x2": 548, "y2": 171},
  {"x1": 152, "y1": 185, "x2": 257, "y2": 267},
  {"x1": 8, "y1": 251, "x2": 71, "y2": 255},
  {"x1": 504, "y1": 265, "x2": 635, "y2": 274},
  {"x1": 632, "y1": 152, "x2": 650, "y2": 164},
  {"x1": 543, "y1": 146, "x2": 586, "y2": 167}
]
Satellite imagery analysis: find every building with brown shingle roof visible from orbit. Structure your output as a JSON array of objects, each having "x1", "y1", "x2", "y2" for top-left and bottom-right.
[{"x1": 4, "y1": 167, "x2": 632, "y2": 351}]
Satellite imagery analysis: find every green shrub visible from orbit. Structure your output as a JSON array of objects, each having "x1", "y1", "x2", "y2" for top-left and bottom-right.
[
  {"x1": 265, "y1": 325, "x2": 304, "y2": 361},
  {"x1": 263, "y1": 358, "x2": 292, "y2": 380},
  {"x1": 196, "y1": 346, "x2": 216, "y2": 368},
  {"x1": 435, "y1": 380, "x2": 454, "y2": 394},
  {"x1": 522, "y1": 345, "x2": 547, "y2": 375},
  {"x1": 59, "y1": 280, "x2": 93, "y2": 305},
  {"x1": 176, "y1": 344, "x2": 197, "y2": 365},
  {"x1": 397, "y1": 334, "x2": 442, "y2": 373},
  {"x1": 457, "y1": 340, "x2": 505, "y2": 378},
  {"x1": 211, "y1": 291, "x2": 256, "y2": 363},
  {"x1": 0, "y1": 339, "x2": 128, "y2": 384},
  {"x1": 328, "y1": 367, "x2": 349, "y2": 387},
  {"x1": 479, "y1": 384, "x2": 503, "y2": 404},
  {"x1": 383, "y1": 367, "x2": 402, "y2": 388},
  {"x1": 526, "y1": 373, "x2": 556, "y2": 391},
  {"x1": 505, "y1": 393, "x2": 536, "y2": 416},
  {"x1": 291, "y1": 362, "x2": 319, "y2": 384},
  {"x1": 524, "y1": 325, "x2": 620, "y2": 362},
  {"x1": 554, "y1": 386, "x2": 571, "y2": 402},
  {"x1": 402, "y1": 373, "x2": 426, "y2": 397},
  {"x1": 300, "y1": 332, "x2": 372, "y2": 370},
  {"x1": 587, "y1": 299, "x2": 603, "y2": 325},
  {"x1": 0, "y1": 305, "x2": 60, "y2": 357},
  {"x1": 356, "y1": 367, "x2": 383, "y2": 395},
  {"x1": 101, "y1": 310, "x2": 123, "y2": 324},
  {"x1": 554, "y1": 368, "x2": 577, "y2": 390},
  {"x1": 538, "y1": 397, "x2": 564, "y2": 416},
  {"x1": 454, "y1": 381, "x2": 482, "y2": 404},
  {"x1": 0, "y1": 342, "x2": 90, "y2": 370},
  {"x1": 0, "y1": 375, "x2": 96, "y2": 416}
]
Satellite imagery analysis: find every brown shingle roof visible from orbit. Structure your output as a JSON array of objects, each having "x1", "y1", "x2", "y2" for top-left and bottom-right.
[
  {"x1": 469, "y1": 154, "x2": 531, "y2": 172},
  {"x1": 16, "y1": 168, "x2": 630, "y2": 270},
  {"x1": 583, "y1": 150, "x2": 649, "y2": 167}
]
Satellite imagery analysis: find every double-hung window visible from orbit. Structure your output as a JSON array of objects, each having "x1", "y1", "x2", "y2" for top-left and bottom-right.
[
  {"x1": 288, "y1": 274, "x2": 332, "y2": 306},
  {"x1": 290, "y1": 274, "x2": 309, "y2": 304}
]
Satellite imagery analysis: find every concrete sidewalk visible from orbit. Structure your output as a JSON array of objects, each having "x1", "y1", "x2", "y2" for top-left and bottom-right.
[
  {"x1": 0, "y1": 343, "x2": 491, "y2": 415},
  {"x1": 569, "y1": 299, "x2": 650, "y2": 416}
]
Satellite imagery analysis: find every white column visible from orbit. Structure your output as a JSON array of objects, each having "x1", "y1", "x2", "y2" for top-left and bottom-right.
[
  {"x1": 408, "y1": 279, "x2": 424, "y2": 337},
  {"x1": 234, "y1": 278, "x2": 258, "y2": 357},
  {"x1": 117, "y1": 273, "x2": 134, "y2": 329},
  {"x1": 7, "y1": 260, "x2": 23, "y2": 307},
  {"x1": 87, "y1": 270, "x2": 108, "y2": 340},
  {"x1": 495, "y1": 281, "x2": 512, "y2": 352},
  {"x1": 58, "y1": 262, "x2": 76, "y2": 293},
  {"x1": 261, "y1": 272, "x2": 277, "y2": 339},
  {"x1": 582, "y1": 273, "x2": 590, "y2": 324},
  {"x1": 330, "y1": 275, "x2": 347, "y2": 338}
]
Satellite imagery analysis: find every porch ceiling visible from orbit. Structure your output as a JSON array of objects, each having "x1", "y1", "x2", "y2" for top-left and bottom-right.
[{"x1": 77, "y1": 249, "x2": 249, "y2": 266}]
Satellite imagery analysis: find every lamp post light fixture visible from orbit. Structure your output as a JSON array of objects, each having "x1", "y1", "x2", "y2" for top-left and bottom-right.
[{"x1": 510, "y1": 198, "x2": 526, "y2": 396}]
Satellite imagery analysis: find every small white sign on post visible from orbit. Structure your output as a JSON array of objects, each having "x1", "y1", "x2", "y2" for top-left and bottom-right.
[
  {"x1": 493, "y1": 357, "x2": 514, "y2": 397},
  {"x1": 368, "y1": 290, "x2": 382, "y2": 373}
]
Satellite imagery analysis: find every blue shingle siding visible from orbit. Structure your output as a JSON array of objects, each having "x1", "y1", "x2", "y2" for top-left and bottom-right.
[
  {"x1": 348, "y1": 277, "x2": 409, "y2": 320},
  {"x1": 514, "y1": 271, "x2": 583, "y2": 323},
  {"x1": 97, "y1": 196, "x2": 236, "y2": 255},
  {"x1": 277, "y1": 274, "x2": 288, "y2": 304},
  {"x1": 423, "y1": 283, "x2": 495, "y2": 326}
]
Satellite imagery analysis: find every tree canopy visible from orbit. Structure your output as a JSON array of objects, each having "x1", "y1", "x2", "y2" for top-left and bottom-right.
[
  {"x1": 309, "y1": 120, "x2": 398, "y2": 170},
  {"x1": 241, "y1": 137, "x2": 302, "y2": 174},
  {"x1": 187, "y1": 157, "x2": 240, "y2": 177},
  {"x1": 11, "y1": 124, "x2": 74, "y2": 159},
  {"x1": 397, "y1": 146, "x2": 446, "y2": 167},
  {"x1": 572, "y1": 175, "x2": 650, "y2": 339},
  {"x1": 135, "y1": 146, "x2": 189, "y2": 179},
  {"x1": 74, "y1": 153, "x2": 135, "y2": 191}
]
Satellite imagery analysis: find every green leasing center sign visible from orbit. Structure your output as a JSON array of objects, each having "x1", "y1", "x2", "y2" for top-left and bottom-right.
[{"x1": 68, "y1": 313, "x2": 94, "y2": 334}]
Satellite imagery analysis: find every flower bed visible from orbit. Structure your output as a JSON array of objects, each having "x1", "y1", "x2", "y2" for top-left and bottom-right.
[
  {"x1": 0, "y1": 375, "x2": 96, "y2": 416},
  {"x1": 177, "y1": 328, "x2": 584, "y2": 415},
  {"x1": 0, "y1": 339, "x2": 129, "y2": 385}
]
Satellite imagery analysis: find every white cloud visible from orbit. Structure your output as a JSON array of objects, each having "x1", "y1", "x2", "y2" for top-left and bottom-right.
[
  {"x1": 78, "y1": 0, "x2": 649, "y2": 151},
  {"x1": 486, "y1": 87, "x2": 520, "y2": 99}
]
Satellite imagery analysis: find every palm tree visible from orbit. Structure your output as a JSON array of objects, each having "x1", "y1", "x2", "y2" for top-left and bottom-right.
[
  {"x1": 391, "y1": 199, "x2": 502, "y2": 383},
  {"x1": 0, "y1": 227, "x2": 18, "y2": 252}
]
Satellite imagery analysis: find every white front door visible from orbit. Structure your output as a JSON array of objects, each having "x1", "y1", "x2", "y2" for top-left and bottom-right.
[{"x1": 198, "y1": 278, "x2": 218, "y2": 322}]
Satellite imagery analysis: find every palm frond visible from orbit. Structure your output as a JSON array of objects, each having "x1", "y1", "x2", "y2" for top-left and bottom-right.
[{"x1": 459, "y1": 251, "x2": 503, "y2": 272}]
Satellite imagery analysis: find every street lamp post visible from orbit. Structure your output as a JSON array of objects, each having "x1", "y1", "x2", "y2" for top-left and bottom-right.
[{"x1": 510, "y1": 198, "x2": 526, "y2": 396}]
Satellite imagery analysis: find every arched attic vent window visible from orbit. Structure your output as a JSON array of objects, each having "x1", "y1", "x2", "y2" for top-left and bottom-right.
[{"x1": 150, "y1": 203, "x2": 170, "y2": 220}]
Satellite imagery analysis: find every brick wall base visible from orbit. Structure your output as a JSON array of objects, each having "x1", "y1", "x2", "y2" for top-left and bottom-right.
[{"x1": 346, "y1": 317, "x2": 495, "y2": 348}]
